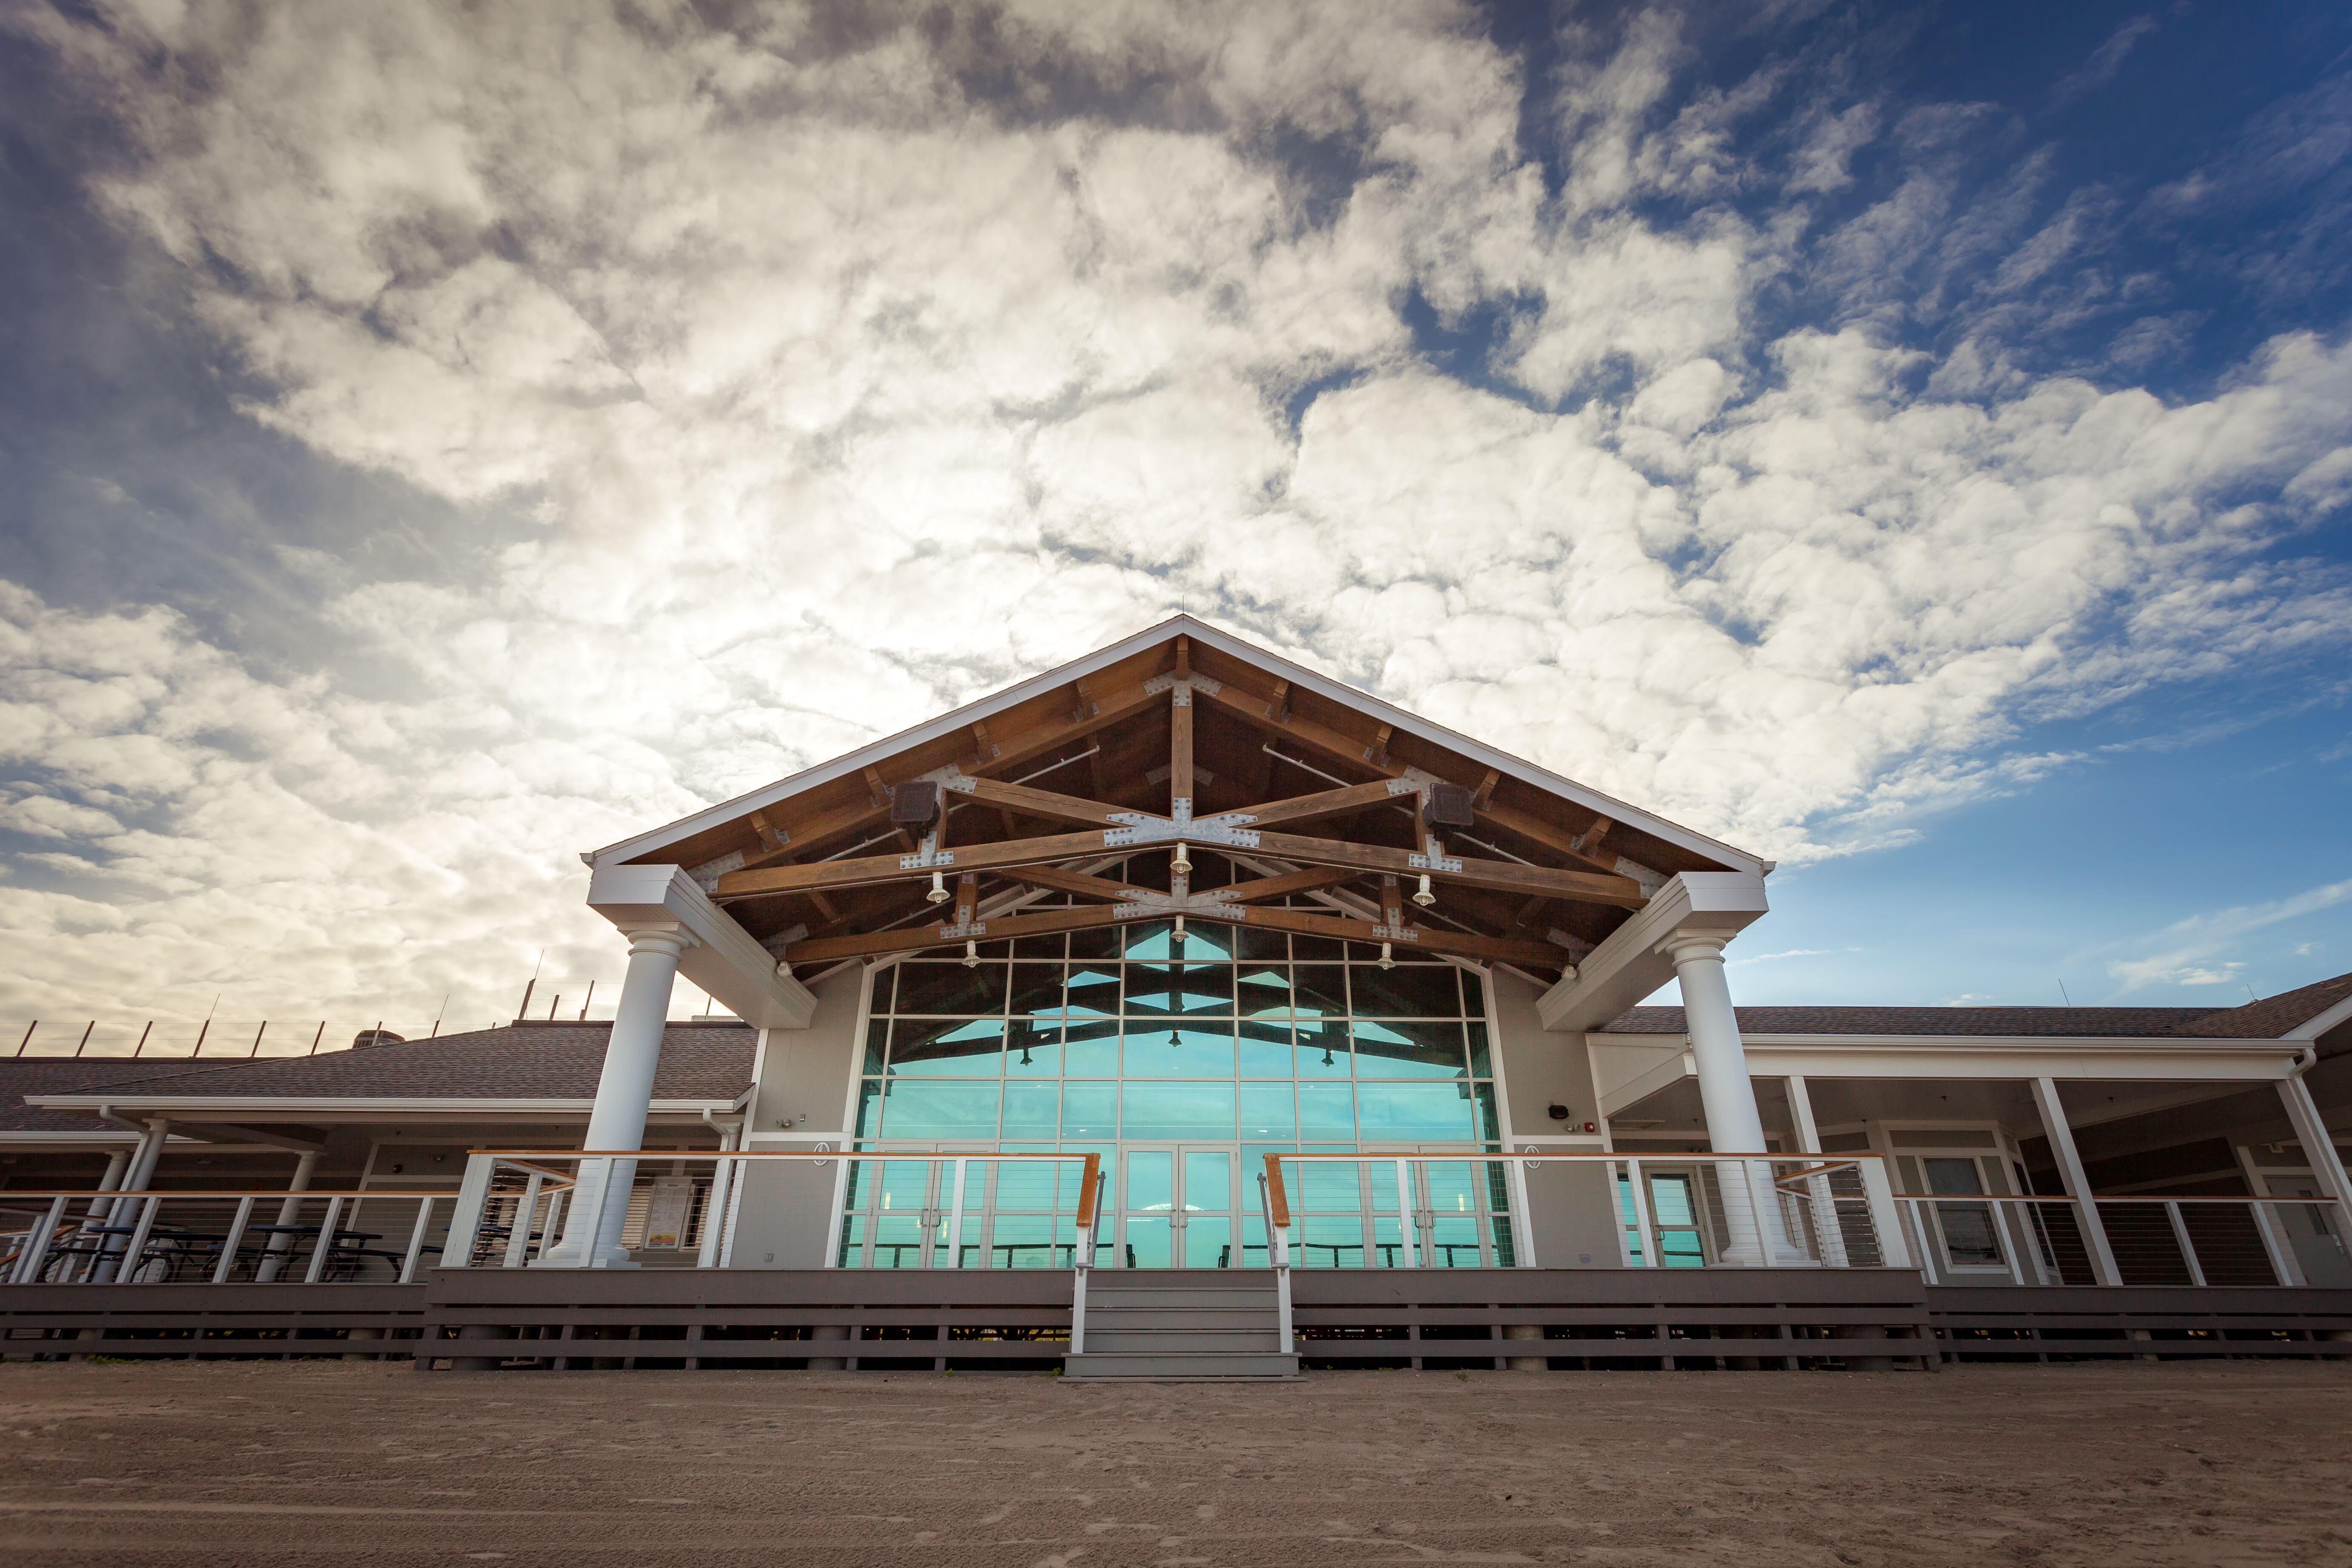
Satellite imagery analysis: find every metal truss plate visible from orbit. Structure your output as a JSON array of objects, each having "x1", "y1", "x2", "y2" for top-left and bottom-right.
[{"x1": 1405, "y1": 852, "x2": 1463, "y2": 872}]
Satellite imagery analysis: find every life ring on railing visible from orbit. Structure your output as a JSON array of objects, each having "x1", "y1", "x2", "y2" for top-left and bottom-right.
[{"x1": 813, "y1": 1140, "x2": 832, "y2": 1168}]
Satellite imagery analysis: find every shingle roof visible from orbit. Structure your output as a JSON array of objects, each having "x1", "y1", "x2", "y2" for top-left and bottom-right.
[
  {"x1": 19, "y1": 1022, "x2": 756, "y2": 1106},
  {"x1": 0, "y1": 1062, "x2": 182, "y2": 1133},
  {"x1": 1597, "y1": 975, "x2": 2352, "y2": 1040}
]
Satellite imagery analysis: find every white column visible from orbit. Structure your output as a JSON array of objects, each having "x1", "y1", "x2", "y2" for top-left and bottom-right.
[
  {"x1": 1786, "y1": 1075, "x2": 1848, "y2": 1267},
  {"x1": 1659, "y1": 934, "x2": 1782, "y2": 1265},
  {"x1": 539, "y1": 924, "x2": 693, "y2": 1269},
  {"x1": 2032, "y1": 1078, "x2": 2122, "y2": 1286},
  {"x1": 2278, "y1": 1074, "x2": 2352, "y2": 1235},
  {"x1": 254, "y1": 1149, "x2": 319, "y2": 1283}
]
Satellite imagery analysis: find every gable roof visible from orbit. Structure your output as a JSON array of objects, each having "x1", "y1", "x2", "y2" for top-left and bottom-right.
[
  {"x1": 21, "y1": 1023, "x2": 756, "y2": 1112},
  {"x1": 591, "y1": 616, "x2": 1762, "y2": 877},
  {"x1": 592, "y1": 615, "x2": 1765, "y2": 982},
  {"x1": 0, "y1": 1061, "x2": 185, "y2": 1133}
]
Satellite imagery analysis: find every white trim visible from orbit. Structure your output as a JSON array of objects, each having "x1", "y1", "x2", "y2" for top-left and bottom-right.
[
  {"x1": 2284, "y1": 990, "x2": 2352, "y2": 1041},
  {"x1": 585, "y1": 614, "x2": 1768, "y2": 877},
  {"x1": 25, "y1": 1095, "x2": 738, "y2": 1116}
]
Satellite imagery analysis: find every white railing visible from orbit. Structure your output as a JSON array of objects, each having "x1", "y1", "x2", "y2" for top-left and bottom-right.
[
  {"x1": 1262, "y1": 1152, "x2": 1911, "y2": 1271},
  {"x1": 439, "y1": 1150, "x2": 1105, "y2": 1274},
  {"x1": 2, "y1": 1190, "x2": 456, "y2": 1285},
  {"x1": 1893, "y1": 1193, "x2": 2348, "y2": 1289}
]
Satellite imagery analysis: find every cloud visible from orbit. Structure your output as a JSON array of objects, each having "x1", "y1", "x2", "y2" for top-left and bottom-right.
[
  {"x1": 0, "y1": 1, "x2": 2346, "y2": 1027},
  {"x1": 2050, "y1": 16, "x2": 2160, "y2": 108},
  {"x1": 2105, "y1": 879, "x2": 2352, "y2": 992}
]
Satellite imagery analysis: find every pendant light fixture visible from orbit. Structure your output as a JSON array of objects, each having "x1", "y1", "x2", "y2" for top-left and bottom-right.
[
  {"x1": 927, "y1": 870, "x2": 950, "y2": 904},
  {"x1": 1412, "y1": 874, "x2": 1436, "y2": 907}
]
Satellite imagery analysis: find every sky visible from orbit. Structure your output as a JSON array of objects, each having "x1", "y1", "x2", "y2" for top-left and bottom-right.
[{"x1": 0, "y1": 0, "x2": 2348, "y2": 1044}]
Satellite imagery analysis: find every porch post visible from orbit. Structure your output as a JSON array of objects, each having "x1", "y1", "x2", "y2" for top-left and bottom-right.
[
  {"x1": 539, "y1": 924, "x2": 694, "y2": 1269},
  {"x1": 1659, "y1": 934, "x2": 1782, "y2": 1264},
  {"x1": 253, "y1": 1149, "x2": 320, "y2": 1283},
  {"x1": 2277, "y1": 1074, "x2": 2352, "y2": 1236},
  {"x1": 2031, "y1": 1078, "x2": 2122, "y2": 1286}
]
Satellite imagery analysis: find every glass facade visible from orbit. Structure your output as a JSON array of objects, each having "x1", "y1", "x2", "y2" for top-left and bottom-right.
[{"x1": 836, "y1": 919, "x2": 1515, "y2": 1269}]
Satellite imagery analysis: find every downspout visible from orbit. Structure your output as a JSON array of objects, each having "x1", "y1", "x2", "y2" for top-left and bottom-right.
[{"x1": 699, "y1": 1109, "x2": 742, "y2": 1269}]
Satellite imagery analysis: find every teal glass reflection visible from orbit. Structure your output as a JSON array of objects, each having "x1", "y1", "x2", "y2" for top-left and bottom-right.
[
  {"x1": 1001, "y1": 1081, "x2": 1059, "y2": 1138},
  {"x1": 1171, "y1": 924, "x2": 1233, "y2": 961},
  {"x1": 1348, "y1": 1020, "x2": 1468, "y2": 1078},
  {"x1": 1185, "y1": 1215, "x2": 1233, "y2": 1267},
  {"x1": 1119, "y1": 1081, "x2": 1237, "y2": 1140},
  {"x1": 1294, "y1": 1021, "x2": 1349, "y2": 1076},
  {"x1": 880, "y1": 1080, "x2": 1001, "y2": 1138},
  {"x1": 1236, "y1": 966, "x2": 1293, "y2": 1017},
  {"x1": 1123, "y1": 921, "x2": 1178, "y2": 961},
  {"x1": 1006, "y1": 1019, "x2": 1060, "y2": 1074},
  {"x1": 1061, "y1": 967, "x2": 1120, "y2": 1018},
  {"x1": 1123, "y1": 964, "x2": 1234, "y2": 1017},
  {"x1": 1123, "y1": 1216, "x2": 1173, "y2": 1267},
  {"x1": 1474, "y1": 1082, "x2": 1502, "y2": 1143},
  {"x1": 1125, "y1": 1149, "x2": 1173, "y2": 1212},
  {"x1": 1297, "y1": 1082, "x2": 1355, "y2": 1140},
  {"x1": 1125, "y1": 1025, "x2": 1235, "y2": 1078},
  {"x1": 886, "y1": 1017, "x2": 1004, "y2": 1077},
  {"x1": 1183, "y1": 1149, "x2": 1232, "y2": 1212},
  {"x1": 861, "y1": 1017, "x2": 889, "y2": 1073},
  {"x1": 1465, "y1": 1021, "x2": 1492, "y2": 1077},
  {"x1": 1062, "y1": 1020, "x2": 1119, "y2": 1075},
  {"x1": 1061, "y1": 1081, "x2": 1117, "y2": 1139},
  {"x1": 1239, "y1": 1082, "x2": 1296, "y2": 1140},
  {"x1": 1238, "y1": 1021, "x2": 1292, "y2": 1077},
  {"x1": 853, "y1": 1079, "x2": 882, "y2": 1140},
  {"x1": 1354, "y1": 1081, "x2": 1475, "y2": 1140}
]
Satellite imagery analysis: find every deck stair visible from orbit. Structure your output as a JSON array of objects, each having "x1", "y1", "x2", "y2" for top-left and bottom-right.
[{"x1": 1064, "y1": 1268, "x2": 1299, "y2": 1380}]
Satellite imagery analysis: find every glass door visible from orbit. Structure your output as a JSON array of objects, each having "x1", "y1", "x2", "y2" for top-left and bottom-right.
[
  {"x1": 1117, "y1": 1145, "x2": 1239, "y2": 1267},
  {"x1": 1618, "y1": 1169, "x2": 1709, "y2": 1267}
]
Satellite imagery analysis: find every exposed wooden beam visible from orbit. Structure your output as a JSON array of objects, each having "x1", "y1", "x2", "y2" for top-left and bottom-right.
[
  {"x1": 733, "y1": 672, "x2": 1169, "y2": 873},
  {"x1": 998, "y1": 864, "x2": 1159, "y2": 904},
  {"x1": 956, "y1": 775, "x2": 1132, "y2": 828},
  {"x1": 722, "y1": 821, "x2": 1646, "y2": 907},
  {"x1": 862, "y1": 768, "x2": 891, "y2": 811},
  {"x1": 1471, "y1": 769, "x2": 1500, "y2": 811},
  {"x1": 1221, "y1": 776, "x2": 1402, "y2": 830},
  {"x1": 1197, "y1": 678, "x2": 1630, "y2": 875},
  {"x1": 787, "y1": 904, "x2": 1128, "y2": 964},
  {"x1": 1380, "y1": 872, "x2": 1405, "y2": 929},
  {"x1": 1246, "y1": 830, "x2": 1646, "y2": 907},
  {"x1": 719, "y1": 828, "x2": 1117, "y2": 898},
  {"x1": 749, "y1": 809, "x2": 787, "y2": 854},
  {"x1": 1230, "y1": 904, "x2": 1563, "y2": 969},
  {"x1": 1175, "y1": 635, "x2": 1190, "y2": 680},
  {"x1": 1211, "y1": 866, "x2": 1360, "y2": 904},
  {"x1": 953, "y1": 870, "x2": 979, "y2": 927},
  {"x1": 783, "y1": 891, "x2": 1560, "y2": 968},
  {"x1": 1171, "y1": 682, "x2": 1194, "y2": 810}
]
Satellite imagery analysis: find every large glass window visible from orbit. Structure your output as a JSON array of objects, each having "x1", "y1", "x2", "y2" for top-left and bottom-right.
[{"x1": 841, "y1": 918, "x2": 1510, "y2": 1267}]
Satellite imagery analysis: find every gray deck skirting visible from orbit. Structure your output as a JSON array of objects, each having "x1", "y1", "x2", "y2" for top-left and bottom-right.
[{"x1": 3, "y1": 1269, "x2": 2347, "y2": 1364}]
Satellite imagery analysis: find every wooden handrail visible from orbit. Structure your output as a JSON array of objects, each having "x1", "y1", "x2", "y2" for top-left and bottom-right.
[
  {"x1": 1262, "y1": 1153, "x2": 1290, "y2": 1228},
  {"x1": 1072, "y1": 1152, "x2": 1103, "y2": 1229},
  {"x1": 0, "y1": 1189, "x2": 459, "y2": 1201}
]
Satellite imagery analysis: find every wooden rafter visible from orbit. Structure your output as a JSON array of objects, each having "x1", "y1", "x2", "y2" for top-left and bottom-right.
[
  {"x1": 1195, "y1": 677, "x2": 1631, "y2": 875},
  {"x1": 718, "y1": 821, "x2": 1644, "y2": 906},
  {"x1": 781, "y1": 892, "x2": 1562, "y2": 968}
]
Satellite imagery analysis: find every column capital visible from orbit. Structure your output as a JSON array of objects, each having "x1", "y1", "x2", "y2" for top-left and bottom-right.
[
  {"x1": 619, "y1": 923, "x2": 699, "y2": 959},
  {"x1": 1654, "y1": 930, "x2": 1731, "y2": 965}
]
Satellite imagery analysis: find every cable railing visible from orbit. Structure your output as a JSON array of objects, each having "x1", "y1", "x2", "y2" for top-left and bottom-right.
[
  {"x1": 438, "y1": 1150, "x2": 1106, "y2": 1277},
  {"x1": 2, "y1": 1190, "x2": 458, "y2": 1285},
  {"x1": 1892, "y1": 1193, "x2": 2348, "y2": 1289}
]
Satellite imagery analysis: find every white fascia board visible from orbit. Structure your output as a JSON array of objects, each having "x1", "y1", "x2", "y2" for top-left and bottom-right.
[
  {"x1": 585, "y1": 613, "x2": 1768, "y2": 878},
  {"x1": 587, "y1": 861, "x2": 817, "y2": 1030},
  {"x1": 0, "y1": 1130, "x2": 144, "y2": 1147},
  {"x1": 1537, "y1": 871, "x2": 1769, "y2": 1033},
  {"x1": 2285, "y1": 991, "x2": 2352, "y2": 1042},
  {"x1": 1583, "y1": 1032, "x2": 2301, "y2": 1082},
  {"x1": 24, "y1": 1095, "x2": 738, "y2": 1117}
]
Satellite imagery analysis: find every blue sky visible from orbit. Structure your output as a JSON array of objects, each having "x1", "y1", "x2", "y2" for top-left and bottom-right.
[{"x1": 0, "y1": 0, "x2": 2346, "y2": 1032}]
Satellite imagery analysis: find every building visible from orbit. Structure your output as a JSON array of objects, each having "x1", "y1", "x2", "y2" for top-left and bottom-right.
[{"x1": 5, "y1": 616, "x2": 2349, "y2": 1373}]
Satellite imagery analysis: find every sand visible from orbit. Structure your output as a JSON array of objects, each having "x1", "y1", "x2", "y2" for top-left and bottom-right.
[{"x1": 0, "y1": 1360, "x2": 2346, "y2": 1566}]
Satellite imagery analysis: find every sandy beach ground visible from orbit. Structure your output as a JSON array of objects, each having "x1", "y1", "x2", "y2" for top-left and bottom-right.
[{"x1": 0, "y1": 1360, "x2": 2346, "y2": 1566}]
